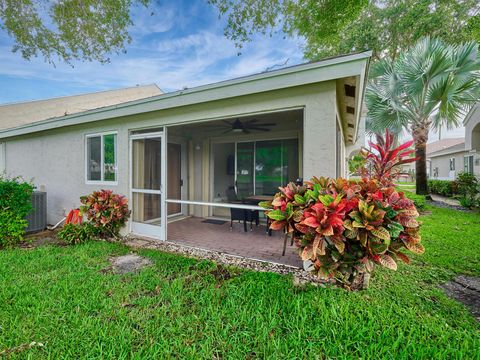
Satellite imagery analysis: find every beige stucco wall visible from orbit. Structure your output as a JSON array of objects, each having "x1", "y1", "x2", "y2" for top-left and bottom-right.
[
  {"x1": 430, "y1": 151, "x2": 467, "y2": 180},
  {"x1": 3, "y1": 81, "x2": 356, "y2": 226},
  {"x1": 464, "y1": 104, "x2": 480, "y2": 177},
  {"x1": 465, "y1": 104, "x2": 480, "y2": 151}
]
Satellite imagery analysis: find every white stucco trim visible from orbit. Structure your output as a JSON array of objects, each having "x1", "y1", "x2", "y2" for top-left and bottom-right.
[
  {"x1": 0, "y1": 52, "x2": 371, "y2": 139},
  {"x1": 0, "y1": 142, "x2": 5, "y2": 173}
]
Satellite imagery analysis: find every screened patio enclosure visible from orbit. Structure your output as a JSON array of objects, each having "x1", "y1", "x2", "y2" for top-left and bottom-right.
[{"x1": 128, "y1": 109, "x2": 304, "y2": 243}]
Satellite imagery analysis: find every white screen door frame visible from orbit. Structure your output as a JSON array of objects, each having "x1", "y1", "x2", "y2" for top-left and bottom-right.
[{"x1": 129, "y1": 130, "x2": 167, "y2": 240}]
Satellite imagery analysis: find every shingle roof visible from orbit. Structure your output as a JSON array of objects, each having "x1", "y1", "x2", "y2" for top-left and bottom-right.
[
  {"x1": 0, "y1": 84, "x2": 162, "y2": 132},
  {"x1": 426, "y1": 138, "x2": 465, "y2": 155},
  {"x1": 427, "y1": 139, "x2": 466, "y2": 158}
]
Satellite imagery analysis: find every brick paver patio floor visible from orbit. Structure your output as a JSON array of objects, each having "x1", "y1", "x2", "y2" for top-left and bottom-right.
[{"x1": 167, "y1": 217, "x2": 302, "y2": 267}]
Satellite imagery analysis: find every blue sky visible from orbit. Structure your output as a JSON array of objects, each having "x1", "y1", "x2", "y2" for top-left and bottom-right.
[
  {"x1": 0, "y1": 0, "x2": 304, "y2": 104},
  {"x1": 0, "y1": 0, "x2": 464, "y2": 139}
]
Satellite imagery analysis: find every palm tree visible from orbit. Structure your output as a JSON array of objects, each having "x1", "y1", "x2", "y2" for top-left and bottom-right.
[{"x1": 366, "y1": 37, "x2": 480, "y2": 194}]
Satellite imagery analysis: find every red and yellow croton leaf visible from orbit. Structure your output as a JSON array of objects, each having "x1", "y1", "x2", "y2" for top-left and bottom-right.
[{"x1": 377, "y1": 254, "x2": 398, "y2": 270}]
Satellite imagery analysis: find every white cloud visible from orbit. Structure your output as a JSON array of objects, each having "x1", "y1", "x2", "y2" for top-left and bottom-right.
[
  {"x1": 129, "y1": 2, "x2": 176, "y2": 35},
  {"x1": 0, "y1": 12, "x2": 305, "y2": 101}
]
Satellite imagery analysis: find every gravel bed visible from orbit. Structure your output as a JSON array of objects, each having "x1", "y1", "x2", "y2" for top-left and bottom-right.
[
  {"x1": 427, "y1": 200, "x2": 472, "y2": 212},
  {"x1": 123, "y1": 237, "x2": 335, "y2": 287}
]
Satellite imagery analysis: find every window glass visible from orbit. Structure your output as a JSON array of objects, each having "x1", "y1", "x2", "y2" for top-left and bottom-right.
[
  {"x1": 132, "y1": 138, "x2": 162, "y2": 190},
  {"x1": 235, "y1": 139, "x2": 299, "y2": 197},
  {"x1": 255, "y1": 140, "x2": 282, "y2": 196},
  {"x1": 255, "y1": 139, "x2": 299, "y2": 196},
  {"x1": 464, "y1": 156, "x2": 474, "y2": 174},
  {"x1": 236, "y1": 142, "x2": 254, "y2": 198},
  {"x1": 104, "y1": 134, "x2": 116, "y2": 181},
  {"x1": 86, "y1": 133, "x2": 117, "y2": 182},
  {"x1": 87, "y1": 136, "x2": 101, "y2": 181}
]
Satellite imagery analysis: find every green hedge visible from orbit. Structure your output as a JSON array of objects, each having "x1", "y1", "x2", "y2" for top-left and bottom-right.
[
  {"x1": 0, "y1": 175, "x2": 34, "y2": 247},
  {"x1": 427, "y1": 179, "x2": 458, "y2": 196},
  {"x1": 402, "y1": 191, "x2": 427, "y2": 211}
]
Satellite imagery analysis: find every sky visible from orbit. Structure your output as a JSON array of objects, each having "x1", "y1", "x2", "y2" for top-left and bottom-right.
[
  {"x1": 0, "y1": 0, "x2": 304, "y2": 103},
  {"x1": 0, "y1": 0, "x2": 465, "y2": 140}
]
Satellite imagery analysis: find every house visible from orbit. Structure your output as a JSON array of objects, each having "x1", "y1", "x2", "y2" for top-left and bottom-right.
[
  {"x1": 426, "y1": 104, "x2": 480, "y2": 180},
  {"x1": 464, "y1": 103, "x2": 480, "y2": 177},
  {"x1": 427, "y1": 138, "x2": 466, "y2": 180},
  {"x1": 0, "y1": 52, "x2": 371, "y2": 251}
]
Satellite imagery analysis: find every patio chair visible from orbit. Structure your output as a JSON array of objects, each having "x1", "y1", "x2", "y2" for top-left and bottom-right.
[
  {"x1": 226, "y1": 187, "x2": 248, "y2": 232},
  {"x1": 226, "y1": 187, "x2": 259, "y2": 232}
]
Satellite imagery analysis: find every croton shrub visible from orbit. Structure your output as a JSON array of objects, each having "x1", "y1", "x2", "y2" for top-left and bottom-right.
[
  {"x1": 79, "y1": 190, "x2": 131, "y2": 238},
  {"x1": 260, "y1": 130, "x2": 423, "y2": 287},
  {"x1": 60, "y1": 190, "x2": 130, "y2": 244}
]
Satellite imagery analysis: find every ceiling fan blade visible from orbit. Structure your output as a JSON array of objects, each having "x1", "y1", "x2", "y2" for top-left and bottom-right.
[
  {"x1": 244, "y1": 119, "x2": 259, "y2": 124},
  {"x1": 222, "y1": 120, "x2": 233, "y2": 126},
  {"x1": 221, "y1": 129, "x2": 232, "y2": 134},
  {"x1": 249, "y1": 127, "x2": 271, "y2": 132},
  {"x1": 243, "y1": 129, "x2": 251, "y2": 134},
  {"x1": 252, "y1": 122, "x2": 276, "y2": 127}
]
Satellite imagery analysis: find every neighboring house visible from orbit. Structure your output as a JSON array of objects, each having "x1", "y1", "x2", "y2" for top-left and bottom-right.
[
  {"x1": 0, "y1": 83, "x2": 162, "y2": 182},
  {"x1": 427, "y1": 138, "x2": 466, "y2": 180},
  {"x1": 426, "y1": 103, "x2": 480, "y2": 181},
  {"x1": 464, "y1": 103, "x2": 480, "y2": 177},
  {"x1": 0, "y1": 52, "x2": 371, "y2": 241}
]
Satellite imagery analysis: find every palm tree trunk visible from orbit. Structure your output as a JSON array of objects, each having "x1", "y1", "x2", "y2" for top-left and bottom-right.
[{"x1": 412, "y1": 123, "x2": 429, "y2": 195}]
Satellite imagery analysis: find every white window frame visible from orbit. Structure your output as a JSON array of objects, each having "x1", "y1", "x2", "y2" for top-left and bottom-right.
[{"x1": 85, "y1": 131, "x2": 118, "y2": 185}]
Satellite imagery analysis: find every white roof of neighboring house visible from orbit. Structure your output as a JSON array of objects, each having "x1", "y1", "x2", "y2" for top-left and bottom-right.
[
  {"x1": 427, "y1": 138, "x2": 466, "y2": 158},
  {"x1": 0, "y1": 84, "x2": 162, "y2": 132},
  {"x1": 0, "y1": 51, "x2": 371, "y2": 140}
]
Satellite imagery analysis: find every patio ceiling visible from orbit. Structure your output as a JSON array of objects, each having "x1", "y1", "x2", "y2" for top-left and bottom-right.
[{"x1": 168, "y1": 109, "x2": 303, "y2": 139}]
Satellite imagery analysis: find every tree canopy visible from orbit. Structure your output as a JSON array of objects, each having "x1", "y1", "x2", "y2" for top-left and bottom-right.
[
  {"x1": 0, "y1": 0, "x2": 148, "y2": 65},
  {"x1": 365, "y1": 37, "x2": 480, "y2": 193},
  {"x1": 208, "y1": 0, "x2": 480, "y2": 61}
]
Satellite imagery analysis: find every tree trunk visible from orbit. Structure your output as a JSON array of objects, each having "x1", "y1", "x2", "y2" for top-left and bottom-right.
[{"x1": 412, "y1": 123, "x2": 429, "y2": 195}]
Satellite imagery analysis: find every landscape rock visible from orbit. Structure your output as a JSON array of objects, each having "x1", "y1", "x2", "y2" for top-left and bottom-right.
[{"x1": 107, "y1": 254, "x2": 153, "y2": 274}]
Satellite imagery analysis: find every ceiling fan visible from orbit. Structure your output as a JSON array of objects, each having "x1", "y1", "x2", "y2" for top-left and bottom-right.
[{"x1": 209, "y1": 118, "x2": 276, "y2": 134}]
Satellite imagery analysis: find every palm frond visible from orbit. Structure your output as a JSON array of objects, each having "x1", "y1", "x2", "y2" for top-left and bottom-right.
[{"x1": 366, "y1": 36, "x2": 480, "y2": 134}]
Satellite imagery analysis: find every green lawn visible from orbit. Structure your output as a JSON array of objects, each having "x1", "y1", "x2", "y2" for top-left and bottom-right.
[
  {"x1": 395, "y1": 182, "x2": 416, "y2": 193},
  {"x1": 1, "y1": 206, "x2": 479, "y2": 359}
]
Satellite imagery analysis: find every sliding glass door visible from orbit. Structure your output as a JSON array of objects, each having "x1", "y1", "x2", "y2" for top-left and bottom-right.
[{"x1": 236, "y1": 139, "x2": 299, "y2": 198}]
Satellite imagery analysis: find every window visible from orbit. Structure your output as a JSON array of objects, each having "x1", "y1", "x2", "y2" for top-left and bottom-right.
[
  {"x1": 449, "y1": 158, "x2": 455, "y2": 171},
  {"x1": 464, "y1": 155, "x2": 474, "y2": 175},
  {"x1": 236, "y1": 139, "x2": 299, "y2": 197},
  {"x1": 86, "y1": 132, "x2": 117, "y2": 183}
]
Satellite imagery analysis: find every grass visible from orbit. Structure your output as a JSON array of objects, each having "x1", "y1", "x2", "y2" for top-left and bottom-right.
[{"x1": 1, "y1": 206, "x2": 479, "y2": 358}]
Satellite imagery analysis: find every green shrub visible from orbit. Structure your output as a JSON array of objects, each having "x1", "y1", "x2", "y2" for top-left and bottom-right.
[
  {"x1": 428, "y1": 179, "x2": 455, "y2": 196},
  {"x1": 0, "y1": 175, "x2": 34, "y2": 247},
  {"x1": 456, "y1": 172, "x2": 479, "y2": 208},
  {"x1": 0, "y1": 211, "x2": 28, "y2": 247},
  {"x1": 58, "y1": 223, "x2": 99, "y2": 245},
  {"x1": 402, "y1": 191, "x2": 426, "y2": 211},
  {"x1": 459, "y1": 196, "x2": 476, "y2": 208}
]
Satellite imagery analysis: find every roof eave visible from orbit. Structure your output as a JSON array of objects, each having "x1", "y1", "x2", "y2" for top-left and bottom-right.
[{"x1": 0, "y1": 51, "x2": 371, "y2": 139}]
